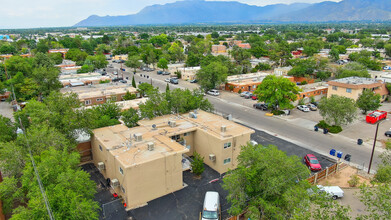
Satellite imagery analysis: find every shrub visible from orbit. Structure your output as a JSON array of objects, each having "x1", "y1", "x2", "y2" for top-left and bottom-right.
[
  {"x1": 271, "y1": 110, "x2": 285, "y2": 115},
  {"x1": 191, "y1": 151, "x2": 205, "y2": 176},
  {"x1": 316, "y1": 120, "x2": 342, "y2": 133},
  {"x1": 298, "y1": 99, "x2": 305, "y2": 105},
  {"x1": 238, "y1": 89, "x2": 242, "y2": 94},
  {"x1": 374, "y1": 165, "x2": 391, "y2": 183},
  {"x1": 310, "y1": 96, "x2": 315, "y2": 103},
  {"x1": 99, "y1": 79, "x2": 110, "y2": 84},
  {"x1": 301, "y1": 80, "x2": 308, "y2": 85},
  {"x1": 316, "y1": 120, "x2": 329, "y2": 129},
  {"x1": 348, "y1": 174, "x2": 360, "y2": 187},
  {"x1": 229, "y1": 85, "x2": 234, "y2": 91}
]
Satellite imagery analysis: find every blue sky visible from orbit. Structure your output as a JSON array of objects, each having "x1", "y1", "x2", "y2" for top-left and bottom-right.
[{"x1": 0, "y1": 0, "x2": 341, "y2": 29}]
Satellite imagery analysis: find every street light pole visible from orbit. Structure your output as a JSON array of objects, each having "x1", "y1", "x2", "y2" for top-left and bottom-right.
[{"x1": 368, "y1": 119, "x2": 387, "y2": 174}]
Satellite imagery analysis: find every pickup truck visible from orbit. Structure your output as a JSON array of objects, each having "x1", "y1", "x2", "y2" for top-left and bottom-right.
[{"x1": 317, "y1": 185, "x2": 344, "y2": 199}]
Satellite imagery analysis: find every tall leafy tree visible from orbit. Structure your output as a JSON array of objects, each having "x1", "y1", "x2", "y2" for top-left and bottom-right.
[
  {"x1": 31, "y1": 67, "x2": 62, "y2": 97},
  {"x1": 157, "y1": 58, "x2": 168, "y2": 71},
  {"x1": 318, "y1": 95, "x2": 357, "y2": 126},
  {"x1": 125, "y1": 55, "x2": 142, "y2": 73},
  {"x1": 253, "y1": 75, "x2": 301, "y2": 110},
  {"x1": 336, "y1": 62, "x2": 370, "y2": 79},
  {"x1": 356, "y1": 89, "x2": 381, "y2": 114},
  {"x1": 196, "y1": 61, "x2": 228, "y2": 91},
  {"x1": 0, "y1": 115, "x2": 16, "y2": 142},
  {"x1": 121, "y1": 108, "x2": 140, "y2": 128}
]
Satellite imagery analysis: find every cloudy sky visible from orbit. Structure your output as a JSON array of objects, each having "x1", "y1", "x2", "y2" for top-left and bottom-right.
[{"x1": 0, "y1": 0, "x2": 341, "y2": 29}]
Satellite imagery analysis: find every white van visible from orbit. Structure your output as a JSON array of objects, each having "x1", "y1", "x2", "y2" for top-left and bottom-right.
[{"x1": 201, "y1": 191, "x2": 220, "y2": 220}]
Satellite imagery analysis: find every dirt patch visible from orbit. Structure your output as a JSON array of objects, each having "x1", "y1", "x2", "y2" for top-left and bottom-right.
[{"x1": 317, "y1": 166, "x2": 372, "y2": 187}]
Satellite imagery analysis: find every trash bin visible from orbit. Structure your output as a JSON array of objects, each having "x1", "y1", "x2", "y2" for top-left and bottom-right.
[
  {"x1": 323, "y1": 128, "x2": 328, "y2": 134},
  {"x1": 337, "y1": 151, "x2": 343, "y2": 159},
  {"x1": 344, "y1": 154, "x2": 351, "y2": 162},
  {"x1": 314, "y1": 126, "x2": 318, "y2": 132},
  {"x1": 330, "y1": 149, "x2": 336, "y2": 156},
  {"x1": 357, "y1": 139, "x2": 363, "y2": 145}
]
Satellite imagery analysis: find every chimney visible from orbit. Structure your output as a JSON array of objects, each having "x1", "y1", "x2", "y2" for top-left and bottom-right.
[{"x1": 147, "y1": 142, "x2": 154, "y2": 151}]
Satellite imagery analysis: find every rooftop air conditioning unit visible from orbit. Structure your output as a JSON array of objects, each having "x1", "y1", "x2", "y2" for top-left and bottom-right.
[
  {"x1": 147, "y1": 142, "x2": 154, "y2": 151},
  {"x1": 221, "y1": 125, "x2": 227, "y2": 132},
  {"x1": 209, "y1": 154, "x2": 216, "y2": 162},
  {"x1": 134, "y1": 133, "x2": 142, "y2": 142},
  {"x1": 189, "y1": 112, "x2": 197, "y2": 119},
  {"x1": 111, "y1": 179, "x2": 119, "y2": 187},
  {"x1": 97, "y1": 162, "x2": 105, "y2": 170},
  {"x1": 168, "y1": 120, "x2": 176, "y2": 128}
]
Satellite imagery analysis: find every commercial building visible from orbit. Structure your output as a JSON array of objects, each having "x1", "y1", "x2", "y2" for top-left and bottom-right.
[
  {"x1": 61, "y1": 83, "x2": 138, "y2": 106},
  {"x1": 91, "y1": 110, "x2": 254, "y2": 208},
  {"x1": 59, "y1": 72, "x2": 111, "y2": 87},
  {"x1": 297, "y1": 82, "x2": 328, "y2": 101},
  {"x1": 327, "y1": 77, "x2": 388, "y2": 101},
  {"x1": 177, "y1": 66, "x2": 200, "y2": 81},
  {"x1": 224, "y1": 72, "x2": 270, "y2": 93}
]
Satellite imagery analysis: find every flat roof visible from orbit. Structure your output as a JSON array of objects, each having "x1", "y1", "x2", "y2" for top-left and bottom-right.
[
  {"x1": 328, "y1": 77, "x2": 383, "y2": 89},
  {"x1": 61, "y1": 83, "x2": 137, "y2": 100},
  {"x1": 227, "y1": 72, "x2": 269, "y2": 83},
  {"x1": 93, "y1": 125, "x2": 189, "y2": 168}
]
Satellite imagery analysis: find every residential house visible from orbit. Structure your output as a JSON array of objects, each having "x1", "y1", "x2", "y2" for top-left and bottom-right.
[
  {"x1": 327, "y1": 77, "x2": 388, "y2": 101},
  {"x1": 211, "y1": 45, "x2": 227, "y2": 54},
  {"x1": 296, "y1": 82, "x2": 328, "y2": 102},
  {"x1": 91, "y1": 110, "x2": 254, "y2": 208},
  {"x1": 224, "y1": 72, "x2": 270, "y2": 93},
  {"x1": 177, "y1": 66, "x2": 200, "y2": 81},
  {"x1": 274, "y1": 66, "x2": 292, "y2": 76},
  {"x1": 48, "y1": 49, "x2": 69, "y2": 58}
]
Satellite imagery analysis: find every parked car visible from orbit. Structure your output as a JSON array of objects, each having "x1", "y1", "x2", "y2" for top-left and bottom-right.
[
  {"x1": 207, "y1": 89, "x2": 220, "y2": 96},
  {"x1": 119, "y1": 80, "x2": 127, "y2": 83},
  {"x1": 307, "y1": 103, "x2": 318, "y2": 111},
  {"x1": 157, "y1": 70, "x2": 163, "y2": 75},
  {"x1": 383, "y1": 66, "x2": 391, "y2": 70},
  {"x1": 281, "y1": 109, "x2": 291, "y2": 115},
  {"x1": 253, "y1": 103, "x2": 268, "y2": 111},
  {"x1": 240, "y1": 91, "x2": 251, "y2": 97},
  {"x1": 297, "y1": 105, "x2": 310, "y2": 112},
  {"x1": 201, "y1": 191, "x2": 220, "y2": 220},
  {"x1": 164, "y1": 78, "x2": 170, "y2": 82},
  {"x1": 251, "y1": 95, "x2": 258, "y2": 100},
  {"x1": 304, "y1": 154, "x2": 322, "y2": 171},
  {"x1": 244, "y1": 92, "x2": 253, "y2": 99},
  {"x1": 317, "y1": 185, "x2": 344, "y2": 200},
  {"x1": 311, "y1": 101, "x2": 319, "y2": 106},
  {"x1": 112, "y1": 77, "x2": 123, "y2": 82},
  {"x1": 190, "y1": 79, "x2": 198, "y2": 83},
  {"x1": 162, "y1": 71, "x2": 170, "y2": 75},
  {"x1": 170, "y1": 78, "x2": 179, "y2": 84},
  {"x1": 385, "y1": 129, "x2": 391, "y2": 137}
]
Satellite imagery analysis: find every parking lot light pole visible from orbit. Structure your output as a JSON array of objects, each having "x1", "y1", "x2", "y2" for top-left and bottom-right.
[{"x1": 368, "y1": 119, "x2": 388, "y2": 174}]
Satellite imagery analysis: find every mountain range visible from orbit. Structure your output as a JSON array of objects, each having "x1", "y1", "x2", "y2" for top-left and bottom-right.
[{"x1": 74, "y1": 0, "x2": 391, "y2": 27}]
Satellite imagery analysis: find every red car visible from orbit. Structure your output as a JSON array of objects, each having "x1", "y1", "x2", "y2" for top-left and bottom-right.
[
  {"x1": 251, "y1": 95, "x2": 258, "y2": 100},
  {"x1": 304, "y1": 154, "x2": 322, "y2": 171}
]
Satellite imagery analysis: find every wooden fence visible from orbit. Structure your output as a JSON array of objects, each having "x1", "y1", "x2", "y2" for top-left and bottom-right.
[{"x1": 307, "y1": 162, "x2": 347, "y2": 185}]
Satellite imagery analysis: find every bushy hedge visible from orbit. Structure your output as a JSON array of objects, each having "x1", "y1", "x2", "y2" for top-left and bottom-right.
[
  {"x1": 271, "y1": 110, "x2": 285, "y2": 115},
  {"x1": 316, "y1": 120, "x2": 342, "y2": 133}
]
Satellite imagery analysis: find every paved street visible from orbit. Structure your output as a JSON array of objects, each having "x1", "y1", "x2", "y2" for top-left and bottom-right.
[{"x1": 110, "y1": 63, "x2": 383, "y2": 172}]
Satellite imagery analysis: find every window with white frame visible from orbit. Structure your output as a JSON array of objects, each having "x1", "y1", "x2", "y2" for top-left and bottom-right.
[
  {"x1": 119, "y1": 167, "x2": 123, "y2": 175},
  {"x1": 223, "y1": 158, "x2": 231, "y2": 164},
  {"x1": 96, "y1": 98, "x2": 103, "y2": 102},
  {"x1": 346, "y1": 88, "x2": 352, "y2": 93},
  {"x1": 99, "y1": 145, "x2": 103, "y2": 151},
  {"x1": 224, "y1": 142, "x2": 232, "y2": 149},
  {"x1": 121, "y1": 185, "x2": 125, "y2": 193},
  {"x1": 85, "y1": 100, "x2": 91, "y2": 105},
  {"x1": 332, "y1": 86, "x2": 338, "y2": 91}
]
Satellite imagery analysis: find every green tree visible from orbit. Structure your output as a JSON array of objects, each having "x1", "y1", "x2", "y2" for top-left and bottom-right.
[
  {"x1": 138, "y1": 83, "x2": 154, "y2": 97},
  {"x1": 65, "y1": 48, "x2": 88, "y2": 65},
  {"x1": 211, "y1": 32, "x2": 219, "y2": 39},
  {"x1": 85, "y1": 54, "x2": 108, "y2": 69},
  {"x1": 31, "y1": 67, "x2": 62, "y2": 97},
  {"x1": 357, "y1": 183, "x2": 391, "y2": 220},
  {"x1": 185, "y1": 52, "x2": 202, "y2": 67},
  {"x1": 157, "y1": 58, "x2": 168, "y2": 71},
  {"x1": 191, "y1": 151, "x2": 205, "y2": 176},
  {"x1": 121, "y1": 108, "x2": 140, "y2": 128},
  {"x1": 34, "y1": 52, "x2": 54, "y2": 68},
  {"x1": 223, "y1": 144, "x2": 311, "y2": 219},
  {"x1": 0, "y1": 115, "x2": 16, "y2": 142},
  {"x1": 330, "y1": 47, "x2": 340, "y2": 61},
  {"x1": 168, "y1": 42, "x2": 185, "y2": 63},
  {"x1": 336, "y1": 62, "x2": 370, "y2": 79},
  {"x1": 132, "y1": 75, "x2": 136, "y2": 88},
  {"x1": 318, "y1": 95, "x2": 357, "y2": 126},
  {"x1": 385, "y1": 44, "x2": 391, "y2": 57},
  {"x1": 125, "y1": 55, "x2": 141, "y2": 73},
  {"x1": 356, "y1": 89, "x2": 381, "y2": 114},
  {"x1": 48, "y1": 52, "x2": 63, "y2": 65},
  {"x1": 149, "y1": 34, "x2": 168, "y2": 47},
  {"x1": 196, "y1": 61, "x2": 228, "y2": 91},
  {"x1": 253, "y1": 75, "x2": 301, "y2": 110}
]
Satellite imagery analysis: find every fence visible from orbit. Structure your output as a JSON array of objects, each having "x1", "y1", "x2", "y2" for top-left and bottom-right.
[{"x1": 307, "y1": 162, "x2": 348, "y2": 185}]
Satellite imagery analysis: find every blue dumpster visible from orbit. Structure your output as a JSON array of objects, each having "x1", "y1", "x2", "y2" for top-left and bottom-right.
[
  {"x1": 337, "y1": 151, "x2": 343, "y2": 159},
  {"x1": 314, "y1": 126, "x2": 318, "y2": 132},
  {"x1": 330, "y1": 149, "x2": 336, "y2": 156},
  {"x1": 357, "y1": 139, "x2": 363, "y2": 145}
]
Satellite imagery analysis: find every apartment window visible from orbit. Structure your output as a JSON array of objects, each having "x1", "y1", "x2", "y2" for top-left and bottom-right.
[
  {"x1": 96, "y1": 98, "x2": 103, "y2": 102},
  {"x1": 85, "y1": 100, "x2": 91, "y2": 105},
  {"x1": 119, "y1": 167, "x2": 123, "y2": 175},
  {"x1": 171, "y1": 134, "x2": 180, "y2": 141},
  {"x1": 121, "y1": 185, "x2": 126, "y2": 193},
  {"x1": 184, "y1": 132, "x2": 190, "y2": 137},
  {"x1": 223, "y1": 158, "x2": 231, "y2": 165},
  {"x1": 346, "y1": 88, "x2": 352, "y2": 93},
  {"x1": 332, "y1": 86, "x2": 338, "y2": 91},
  {"x1": 99, "y1": 145, "x2": 103, "y2": 152},
  {"x1": 224, "y1": 142, "x2": 232, "y2": 149}
]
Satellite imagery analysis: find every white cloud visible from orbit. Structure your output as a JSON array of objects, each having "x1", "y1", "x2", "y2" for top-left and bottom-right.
[{"x1": 0, "y1": 0, "x2": 342, "y2": 28}]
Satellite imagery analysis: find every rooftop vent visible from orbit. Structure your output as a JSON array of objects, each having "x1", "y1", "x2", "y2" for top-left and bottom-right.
[
  {"x1": 97, "y1": 162, "x2": 105, "y2": 170},
  {"x1": 111, "y1": 179, "x2": 119, "y2": 187},
  {"x1": 168, "y1": 120, "x2": 176, "y2": 128},
  {"x1": 209, "y1": 154, "x2": 216, "y2": 162},
  {"x1": 134, "y1": 133, "x2": 142, "y2": 142},
  {"x1": 221, "y1": 125, "x2": 227, "y2": 132},
  {"x1": 189, "y1": 112, "x2": 197, "y2": 119},
  {"x1": 147, "y1": 142, "x2": 154, "y2": 151}
]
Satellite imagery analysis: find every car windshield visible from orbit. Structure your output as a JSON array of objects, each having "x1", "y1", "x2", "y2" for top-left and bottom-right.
[
  {"x1": 202, "y1": 210, "x2": 218, "y2": 219},
  {"x1": 310, "y1": 159, "x2": 319, "y2": 164}
]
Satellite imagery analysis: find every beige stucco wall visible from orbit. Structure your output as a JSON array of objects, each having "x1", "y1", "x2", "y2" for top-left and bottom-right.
[
  {"x1": 327, "y1": 86, "x2": 362, "y2": 100},
  {"x1": 91, "y1": 136, "x2": 185, "y2": 208}
]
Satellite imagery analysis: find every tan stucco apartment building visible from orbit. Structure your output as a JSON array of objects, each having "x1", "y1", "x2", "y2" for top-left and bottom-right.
[
  {"x1": 327, "y1": 77, "x2": 388, "y2": 101},
  {"x1": 61, "y1": 83, "x2": 139, "y2": 106},
  {"x1": 91, "y1": 110, "x2": 254, "y2": 208}
]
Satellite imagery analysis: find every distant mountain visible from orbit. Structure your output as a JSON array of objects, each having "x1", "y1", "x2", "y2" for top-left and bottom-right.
[
  {"x1": 74, "y1": 0, "x2": 391, "y2": 27},
  {"x1": 278, "y1": 0, "x2": 391, "y2": 22}
]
